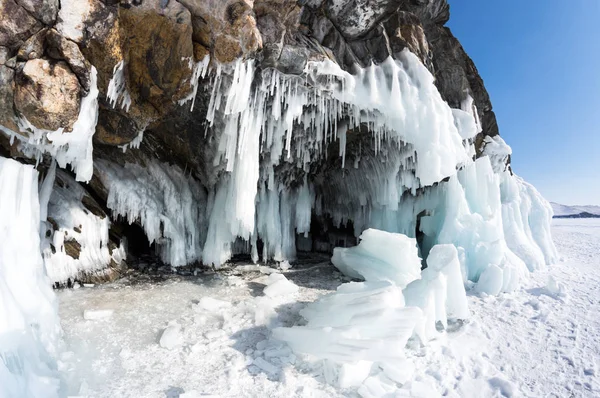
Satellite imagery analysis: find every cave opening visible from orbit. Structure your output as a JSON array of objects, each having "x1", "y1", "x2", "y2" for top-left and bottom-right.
[
  {"x1": 120, "y1": 222, "x2": 154, "y2": 263},
  {"x1": 415, "y1": 209, "x2": 432, "y2": 269}
]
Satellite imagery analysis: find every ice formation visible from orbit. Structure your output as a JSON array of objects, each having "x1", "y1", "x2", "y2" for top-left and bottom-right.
[
  {"x1": 331, "y1": 229, "x2": 422, "y2": 287},
  {"x1": 404, "y1": 244, "x2": 470, "y2": 341},
  {"x1": 106, "y1": 61, "x2": 132, "y2": 112},
  {"x1": 263, "y1": 273, "x2": 300, "y2": 297},
  {"x1": 43, "y1": 170, "x2": 125, "y2": 284},
  {"x1": 0, "y1": 157, "x2": 61, "y2": 397},
  {"x1": 96, "y1": 158, "x2": 206, "y2": 267},
  {"x1": 272, "y1": 281, "x2": 422, "y2": 364}
]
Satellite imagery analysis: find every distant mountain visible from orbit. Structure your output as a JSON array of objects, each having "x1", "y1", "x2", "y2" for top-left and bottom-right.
[{"x1": 551, "y1": 202, "x2": 600, "y2": 218}]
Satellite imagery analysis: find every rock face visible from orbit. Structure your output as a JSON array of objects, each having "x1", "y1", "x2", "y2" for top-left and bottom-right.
[
  {"x1": 14, "y1": 59, "x2": 81, "y2": 131},
  {"x1": 0, "y1": 0, "x2": 514, "y2": 284}
]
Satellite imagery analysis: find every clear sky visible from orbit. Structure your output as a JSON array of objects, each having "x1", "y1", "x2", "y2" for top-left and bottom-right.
[{"x1": 447, "y1": 0, "x2": 600, "y2": 205}]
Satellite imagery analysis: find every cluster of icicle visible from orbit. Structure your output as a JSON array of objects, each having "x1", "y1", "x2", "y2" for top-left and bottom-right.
[
  {"x1": 95, "y1": 49, "x2": 556, "y2": 283},
  {"x1": 136, "y1": 50, "x2": 481, "y2": 267}
]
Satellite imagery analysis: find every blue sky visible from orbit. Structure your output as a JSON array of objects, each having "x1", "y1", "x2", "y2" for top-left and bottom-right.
[{"x1": 447, "y1": 1, "x2": 600, "y2": 205}]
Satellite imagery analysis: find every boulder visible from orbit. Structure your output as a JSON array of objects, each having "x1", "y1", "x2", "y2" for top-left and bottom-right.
[
  {"x1": 14, "y1": 59, "x2": 81, "y2": 131},
  {"x1": 15, "y1": 0, "x2": 59, "y2": 26},
  {"x1": 119, "y1": 2, "x2": 194, "y2": 117},
  {"x1": 17, "y1": 28, "x2": 47, "y2": 61},
  {"x1": 0, "y1": 65, "x2": 18, "y2": 131},
  {"x1": 179, "y1": 0, "x2": 263, "y2": 63},
  {"x1": 0, "y1": 0, "x2": 43, "y2": 50},
  {"x1": 46, "y1": 29, "x2": 92, "y2": 93}
]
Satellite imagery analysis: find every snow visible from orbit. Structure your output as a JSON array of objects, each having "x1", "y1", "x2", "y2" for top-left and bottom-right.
[
  {"x1": 263, "y1": 274, "x2": 299, "y2": 297},
  {"x1": 83, "y1": 309, "x2": 114, "y2": 321},
  {"x1": 551, "y1": 202, "x2": 600, "y2": 217},
  {"x1": 55, "y1": 219, "x2": 600, "y2": 397},
  {"x1": 0, "y1": 157, "x2": 61, "y2": 398}
]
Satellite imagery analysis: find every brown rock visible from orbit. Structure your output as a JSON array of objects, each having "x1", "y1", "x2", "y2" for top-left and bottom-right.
[
  {"x1": 119, "y1": 6, "x2": 194, "y2": 114},
  {"x1": 94, "y1": 108, "x2": 141, "y2": 146},
  {"x1": 64, "y1": 238, "x2": 81, "y2": 260},
  {"x1": 14, "y1": 59, "x2": 81, "y2": 131},
  {"x1": 77, "y1": 0, "x2": 121, "y2": 93},
  {"x1": 15, "y1": 0, "x2": 59, "y2": 26},
  {"x1": 193, "y1": 42, "x2": 210, "y2": 62},
  {"x1": 46, "y1": 29, "x2": 92, "y2": 93},
  {"x1": 0, "y1": 0, "x2": 43, "y2": 50},
  {"x1": 179, "y1": 0, "x2": 263, "y2": 61},
  {"x1": 213, "y1": 34, "x2": 243, "y2": 63},
  {"x1": 17, "y1": 28, "x2": 47, "y2": 61},
  {"x1": 0, "y1": 65, "x2": 18, "y2": 131}
]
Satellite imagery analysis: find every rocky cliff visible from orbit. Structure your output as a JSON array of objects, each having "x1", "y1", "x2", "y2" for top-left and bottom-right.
[{"x1": 0, "y1": 0, "x2": 551, "y2": 286}]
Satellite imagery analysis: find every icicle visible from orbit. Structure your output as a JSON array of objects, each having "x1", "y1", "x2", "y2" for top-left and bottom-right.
[{"x1": 107, "y1": 61, "x2": 132, "y2": 112}]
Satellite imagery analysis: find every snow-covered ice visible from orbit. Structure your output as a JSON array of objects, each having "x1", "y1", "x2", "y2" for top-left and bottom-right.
[{"x1": 55, "y1": 219, "x2": 600, "y2": 397}]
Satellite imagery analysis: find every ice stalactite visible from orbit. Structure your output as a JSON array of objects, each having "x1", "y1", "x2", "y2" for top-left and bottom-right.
[
  {"x1": 0, "y1": 157, "x2": 61, "y2": 397},
  {"x1": 93, "y1": 48, "x2": 555, "y2": 278},
  {"x1": 165, "y1": 50, "x2": 476, "y2": 266},
  {"x1": 96, "y1": 158, "x2": 207, "y2": 267},
  {"x1": 106, "y1": 61, "x2": 132, "y2": 112}
]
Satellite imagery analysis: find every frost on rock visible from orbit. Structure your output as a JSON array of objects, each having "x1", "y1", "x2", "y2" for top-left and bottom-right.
[
  {"x1": 43, "y1": 170, "x2": 125, "y2": 284},
  {"x1": 0, "y1": 157, "x2": 61, "y2": 398}
]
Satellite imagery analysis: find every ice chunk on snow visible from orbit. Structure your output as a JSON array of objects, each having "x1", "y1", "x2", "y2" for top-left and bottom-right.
[
  {"x1": 196, "y1": 297, "x2": 232, "y2": 312},
  {"x1": 338, "y1": 361, "x2": 373, "y2": 389},
  {"x1": 404, "y1": 245, "x2": 470, "y2": 341},
  {"x1": 263, "y1": 274, "x2": 299, "y2": 297},
  {"x1": 379, "y1": 359, "x2": 415, "y2": 385},
  {"x1": 476, "y1": 264, "x2": 504, "y2": 296},
  {"x1": 251, "y1": 357, "x2": 279, "y2": 375},
  {"x1": 331, "y1": 229, "x2": 422, "y2": 288},
  {"x1": 273, "y1": 281, "x2": 421, "y2": 363},
  {"x1": 160, "y1": 322, "x2": 184, "y2": 350},
  {"x1": 83, "y1": 309, "x2": 114, "y2": 320},
  {"x1": 425, "y1": 245, "x2": 470, "y2": 320},
  {"x1": 546, "y1": 276, "x2": 567, "y2": 298},
  {"x1": 0, "y1": 157, "x2": 61, "y2": 397},
  {"x1": 357, "y1": 373, "x2": 398, "y2": 398}
]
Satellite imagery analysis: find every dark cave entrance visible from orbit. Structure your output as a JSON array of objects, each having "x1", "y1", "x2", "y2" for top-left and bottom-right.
[
  {"x1": 415, "y1": 210, "x2": 432, "y2": 269},
  {"x1": 120, "y1": 222, "x2": 154, "y2": 260}
]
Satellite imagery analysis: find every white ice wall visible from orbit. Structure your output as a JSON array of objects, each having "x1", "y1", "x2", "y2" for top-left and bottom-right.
[{"x1": 0, "y1": 157, "x2": 61, "y2": 398}]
